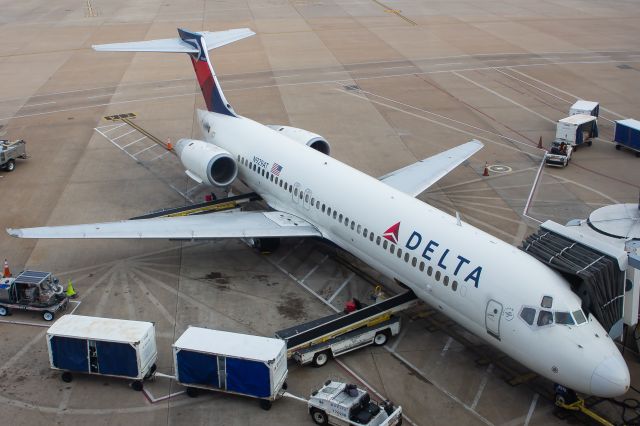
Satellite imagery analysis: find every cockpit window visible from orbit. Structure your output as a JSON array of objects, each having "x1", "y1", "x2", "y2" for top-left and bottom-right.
[
  {"x1": 573, "y1": 309, "x2": 587, "y2": 324},
  {"x1": 554, "y1": 311, "x2": 575, "y2": 325},
  {"x1": 520, "y1": 307, "x2": 536, "y2": 325},
  {"x1": 541, "y1": 296, "x2": 553, "y2": 308},
  {"x1": 537, "y1": 310, "x2": 553, "y2": 326}
]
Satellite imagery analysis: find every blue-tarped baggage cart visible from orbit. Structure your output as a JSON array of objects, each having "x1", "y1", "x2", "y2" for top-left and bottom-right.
[
  {"x1": 46, "y1": 315, "x2": 158, "y2": 390},
  {"x1": 614, "y1": 119, "x2": 640, "y2": 157},
  {"x1": 173, "y1": 326, "x2": 288, "y2": 410}
]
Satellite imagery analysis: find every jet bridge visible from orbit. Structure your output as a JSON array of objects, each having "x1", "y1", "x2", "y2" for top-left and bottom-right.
[{"x1": 520, "y1": 203, "x2": 640, "y2": 341}]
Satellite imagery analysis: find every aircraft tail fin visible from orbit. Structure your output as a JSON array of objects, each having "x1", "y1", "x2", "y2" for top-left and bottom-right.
[{"x1": 93, "y1": 28, "x2": 255, "y2": 116}]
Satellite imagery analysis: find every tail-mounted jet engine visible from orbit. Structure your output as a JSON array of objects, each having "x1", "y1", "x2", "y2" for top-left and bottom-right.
[
  {"x1": 175, "y1": 139, "x2": 238, "y2": 187},
  {"x1": 267, "y1": 125, "x2": 330, "y2": 155}
]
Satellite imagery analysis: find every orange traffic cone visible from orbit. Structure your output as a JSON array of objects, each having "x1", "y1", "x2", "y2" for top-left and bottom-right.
[
  {"x1": 3, "y1": 259, "x2": 11, "y2": 278},
  {"x1": 482, "y1": 163, "x2": 489, "y2": 177},
  {"x1": 166, "y1": 138, "x2": 173, "y2": 151},
  {"x1": 537, "y1": 136, "x2": 543, "y2": 149}
]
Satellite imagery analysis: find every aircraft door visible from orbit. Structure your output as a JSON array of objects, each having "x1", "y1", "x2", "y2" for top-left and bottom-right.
[{"x1": 485, "y1": 299, "x2": 503, "y2": 340}]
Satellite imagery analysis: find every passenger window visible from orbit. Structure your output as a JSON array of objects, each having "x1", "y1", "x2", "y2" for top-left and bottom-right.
[
  {"x1": 316, "y1": 201, "x2": 320, "y2": 209},
  {"x1": 443, "y1": 276, "x2": 449, "y2": 286},
  {"x1": 382, "y1": 240, "x2": 388, "y2": 249},
  {"x1": 270, "y1": 174, "x2": 274, "y2": 182},
  {"x1": 327, "y1": 207, "x2": 332, "y2": 215},
  {"x1": 333, "y1": 211, "x2": 337, "y2": 219},
  {"x1": 275, "y1": 177, "x2": 278, "y2": 184},
  {"x1": 555, "y1": 312, "x2": 575, "y2": 325},
  {"x1": 573, "y1": 310, "x2": 587, "y2": 324},
  {"x1": 390, "y1": 244, "x2": 395, "y2": 254},
  {"x1": 262, "y1": 169, "x2": 265, "y2": 176},
  {"x1": 427, "y1": 266, "x2": 433, "y2": 276},
  {"x1": 305, "y1": 194, "x2": 309, "y2": 202},
  {"x1": 311, "y1": 197, "x2": 315, "y2": 205},
  {"x1": 405, "y1": 253, "x2": 410, "y2": 263},
  {"x1": 279, "y1": 180, "x2": 283, "y2": 187},
  {"x1": 541, "y1": 296, "x2": 553, "y2": 308},
  {"x1": 397, "y1": 249, "x2": 402, "y2": 258},
  {"x1": 294, "y1": 188, "x2": 298, "y2": 196},
  {"x1": 289, "y1": 186, "x2": 293, "y2": 193},
  {"x1": 344, "y1": 217, "x2": 349, "y2": 224},
  {"x1": 299, "y1": 192, "x2": 303, "y2": 200},
  {"x1": 351, "y1": 222, "x2": 355, "y2": 230},
  {"x1": 322, "y1": 204, "x2": 326, "y2": 212},
  {"x1": 363, "y1": 228, "x2": 368, "y2": 237},
  {"x1": 357, "y1": 225, "x2": 361, "y2": 233},
  {"x1": 411, "y1": 257, "x2": 417, "y2": 267},
  {"x1": 375, "y1": 236, "x2": 380, "y2": 244},
  {"x1": 419, "y1": 261, "x2": 424, "y2": 271},
  {"x1": 452, "y1": 280, "x2": 458, "y2": 291},
  {"x1": 520, "y1": 307, "x2": 536, "y2": 325},
  {"x1": 435, "y1": 271, "x2": 441, "y2": 281},
  {"x1": 339, "y1": 214, "x2": 343, "y2": 222},
  {"x1": 537, "y1": 310, "x2": 553, "y2": 326}
]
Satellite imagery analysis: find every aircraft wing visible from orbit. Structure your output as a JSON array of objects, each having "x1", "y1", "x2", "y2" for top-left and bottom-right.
[
  {"x1": 379, "y1": 140, "x2": 483, "y2": 197},
  {"x1": 92, "y1": 28, "x2": 255, "y2": 53},
  {"x1": 7, "y1": 211, "x2": 320, "y2": 240}
]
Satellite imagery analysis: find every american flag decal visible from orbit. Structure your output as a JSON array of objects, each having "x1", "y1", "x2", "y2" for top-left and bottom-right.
[{"x1": 271, "y1": 162, "x2": 283, "y2": 176}]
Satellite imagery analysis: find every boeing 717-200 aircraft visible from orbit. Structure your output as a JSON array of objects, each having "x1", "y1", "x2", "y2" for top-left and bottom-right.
[{"x1": 8, "y1": 28, "x2": 630, "y2": 398}]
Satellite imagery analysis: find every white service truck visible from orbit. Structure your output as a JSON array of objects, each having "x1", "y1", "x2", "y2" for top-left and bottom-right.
[{"x1": 308, "y1": 380, "x2": 402, "y2": 426}]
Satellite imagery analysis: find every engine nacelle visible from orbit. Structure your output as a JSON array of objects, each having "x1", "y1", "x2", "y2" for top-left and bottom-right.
[
  {"x1": 268, "y1": 125, "x2": 330, "y2": 155},
  {"x1": 175, "y1": 139, "x2": 238, "y2": 187}
]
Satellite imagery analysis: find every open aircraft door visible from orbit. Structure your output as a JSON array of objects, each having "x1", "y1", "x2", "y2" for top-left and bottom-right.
[{"x1": 485, "y1": 299, "x2": 503, "y2": 340}]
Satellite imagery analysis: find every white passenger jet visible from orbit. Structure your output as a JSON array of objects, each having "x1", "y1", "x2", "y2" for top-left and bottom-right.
[{"x1": 8, "y1": 28, "x2": 629, "y2": 398}]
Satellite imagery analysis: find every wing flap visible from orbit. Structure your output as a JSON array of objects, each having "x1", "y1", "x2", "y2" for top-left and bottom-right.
[
  {"x1": 8, "y1": 211, "x2": 320, "y2": 240},
  {"x1": 380, "y1": 140, "x2": 483, "y2": 197}
]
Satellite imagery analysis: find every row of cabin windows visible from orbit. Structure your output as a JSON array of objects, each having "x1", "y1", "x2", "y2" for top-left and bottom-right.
[{"x1": 238, "y1": 155, "x2": 459, "y2": 293}]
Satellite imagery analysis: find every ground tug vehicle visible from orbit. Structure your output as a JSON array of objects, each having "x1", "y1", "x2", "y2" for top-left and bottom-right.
[
  {"x1": 0, "y1": 139, "x2": 27, "y2": 171},
  {"x1": 308, "y1": 380, "x2": 402, "y2": 425},
  {"x1": 0, "y1": 270, "x2": 67, "y2": 321}
]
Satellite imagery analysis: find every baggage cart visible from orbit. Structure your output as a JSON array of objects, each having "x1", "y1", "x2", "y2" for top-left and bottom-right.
[
  {"x1": 46, "y1": 315, "x2": 158, "y2": 390},
  {"x1": 614, "y1": 119, "x2": 640, "y2": 157},
  {"x1": 173, "y1": 326, "x2": 288, "y2": 410}
]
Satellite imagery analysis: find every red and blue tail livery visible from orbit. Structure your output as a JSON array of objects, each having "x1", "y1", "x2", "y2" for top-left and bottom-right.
[
  {"x1": 177, "y1": 28, "x2": 236, "y2": 117},
  {"x1": 91, "y1": 27, "x2": 255, "y2": 117}
]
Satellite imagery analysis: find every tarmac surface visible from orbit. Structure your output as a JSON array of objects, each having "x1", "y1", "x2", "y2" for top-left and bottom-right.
[{"x1": 1, "y1": 0, "x2": 640, "y2": 425}]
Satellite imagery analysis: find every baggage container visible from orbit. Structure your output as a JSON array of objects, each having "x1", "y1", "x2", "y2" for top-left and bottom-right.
[
  {"x1": 614, "y1": 119, "x2": 640, "y2": 157},
  {"x1": 46, "y1": 315, "x2": 157, "y2": 390},
  {"x1": 556, "y1": 114, "x2": 598, "y2": 146},
  {"x1": 569, "y1": 100, "x2": 599, "y2": 117},
  {"x1": 173, "y1": 326, "x2": 287, "y2": 409}
]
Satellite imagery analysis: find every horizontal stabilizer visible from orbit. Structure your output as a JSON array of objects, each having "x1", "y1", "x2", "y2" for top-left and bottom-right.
[
  {"x1": 92, "y1": 28, "x2": 255, "y2": 53},
  {"x1": 380, "y1": 140, "x2": 483, "y2": 197},
  {"x1": 7, "y1": 211, "x2": 321, "y2": 240}
]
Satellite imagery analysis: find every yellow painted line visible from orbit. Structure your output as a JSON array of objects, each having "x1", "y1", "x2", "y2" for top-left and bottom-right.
[
  {"x1": 372, "y1": 0, "x2": 417, "y2": 25},
  {"x1": 165, "y1": 201, "x2": 237, "y2": 217}
]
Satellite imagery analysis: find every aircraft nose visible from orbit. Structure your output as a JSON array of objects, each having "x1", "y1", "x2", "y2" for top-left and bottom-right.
[{"x1": 590, "y1": 355, "x2": 630, "y2": 397}]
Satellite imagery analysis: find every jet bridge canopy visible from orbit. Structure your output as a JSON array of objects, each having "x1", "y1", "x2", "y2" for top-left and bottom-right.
[{"x1": 521, "y1": 230, "x2": 625, "y2": 339}]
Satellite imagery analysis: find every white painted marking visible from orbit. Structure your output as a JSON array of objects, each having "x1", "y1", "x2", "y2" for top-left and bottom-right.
[
  {"x1": 387, "y1": 349, "x2": 494, "y2": 425},
  {"x1": 276, "y1": 240, "x2": 305, "y2": 265},
  {"x1": 111, "y1": 129, "x2": 137, "y2": 141},
  {"x1": 548, "y1": 173, "x2": 621, "y2": 204},
  {"x1": 152, "y1": 84, "x2": 190, "y2": 91},
  {"x1": 142, "y1": 388, "x2": 186, "y2": 403},
  {"x1": 453, "y1": 71, "x2": 555, "y2": 124},
  {"x1": 440, "y1": 337, "x2": 453, "y2": 356},
  {"x1": 471, "y1": 363, "x2": 494, "y2": 410},
  {"x1": 382, "y1": 65, "x2": 415, "y2": 71},
  {"x1": 327, "y1": 272, "x2": 356, "y2": 303},
  {"x1": 121, "y1": 136, "x2": 147, "y2": 149},
  {"x1": 97, "y1": 122, "x2": 127, "y2": 133},
  {"x1": 508, "y1": 68, "x2": 627, "y2": 119},
  {"x1": 87, "y1": 93, "x2": 112, "y2": 99},
  {"x1": 524, "y1": 393, "x2": 539, "y2": 426},
  {"x1": 300, "y1": 254, "x2": 328, "y2": 283},
  {"x1": 336, "y1": 359, "x2": 420, "y2": 426},
  {"x1": 523, "y1": 156, "x2": 546, "y2": 222},
  {"x1": 132, "y1": 144, "x2": 159, "y2": 157},
  {"x1": 148, "y1": 150, "x2": 171, "y2": 162}
]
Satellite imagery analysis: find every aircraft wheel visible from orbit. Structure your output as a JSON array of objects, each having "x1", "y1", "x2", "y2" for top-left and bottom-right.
[
  {"x1": 373, "y1": 330, "x2": 390, "y2": 346},
  {"x1": 312, "y1": 351, "x2": 330, "y2": 368},
  {"x1": 310, "y1": 408, "x2": 328, "y2": 425}
]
